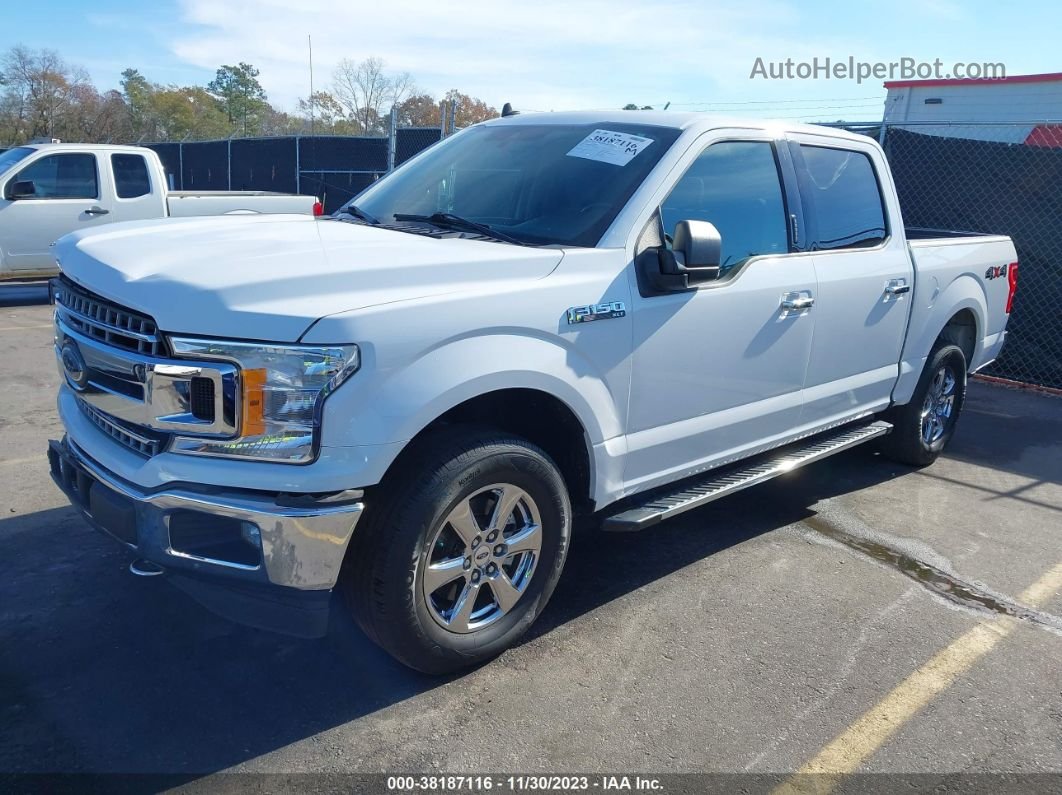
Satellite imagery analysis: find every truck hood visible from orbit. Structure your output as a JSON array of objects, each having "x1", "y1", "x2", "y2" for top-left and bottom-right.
[{"x1": 55, "y1": 215, "x2": 564, "y2": 342}]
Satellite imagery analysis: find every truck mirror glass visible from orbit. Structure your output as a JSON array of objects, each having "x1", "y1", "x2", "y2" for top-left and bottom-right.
[{"x1": 6, "y1": 180, "x2": 36, "y2": 200}]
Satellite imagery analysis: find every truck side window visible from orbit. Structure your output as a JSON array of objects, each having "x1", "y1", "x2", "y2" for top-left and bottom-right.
[
  {"x1": 799, "y1": 145, "x2": 887, "y2": 250},
  {"x1": 111, "y1": 154, "x2": 152, "y2": 199},
  {"x1": 14, "y1": 153, "x2": 98, "y2": 200},
  {"x1": 660, "y1": 141, "x2": 788, "y2": 275}
]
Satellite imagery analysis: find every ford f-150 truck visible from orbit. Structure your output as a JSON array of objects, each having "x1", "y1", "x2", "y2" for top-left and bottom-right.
[
  {"x1": 0, "y1": 142, "x2": 319, "y2": 282},
  {"x1": 47, "y1": 112, "x2": 1017, "y2": 673}
]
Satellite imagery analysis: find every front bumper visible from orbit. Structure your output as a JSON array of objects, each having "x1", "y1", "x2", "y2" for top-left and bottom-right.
[{"x1": 48, "y1": 436, "x2": 364, "y2": 637}]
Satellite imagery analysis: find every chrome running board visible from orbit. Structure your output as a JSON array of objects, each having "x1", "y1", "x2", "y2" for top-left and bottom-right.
[{"x1": 602, "y1": 420, "x2": 893, "y2": 532}]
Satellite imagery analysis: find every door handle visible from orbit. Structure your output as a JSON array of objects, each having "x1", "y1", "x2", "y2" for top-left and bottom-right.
[
  {"x1": 884, "y1": 278, "x2": 910, "y2": 296},
  {"x1": 780, "y1": 293, "x2": 814, "y2": 312},
  {"x1": 84, "y1": 206, "x2": 109, "y2": 216}
]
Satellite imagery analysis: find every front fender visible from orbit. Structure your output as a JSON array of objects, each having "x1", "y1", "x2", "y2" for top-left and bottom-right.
[{"x1": 318, "y1": 331, "x2": 625, "y2": 452}]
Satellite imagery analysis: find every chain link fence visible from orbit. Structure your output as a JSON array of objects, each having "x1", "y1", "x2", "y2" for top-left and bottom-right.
[
  {"x1": 870, "y1": 121, "x2": 1061, "y2": 390},
  {"x1": 6, "y1": 116, "x2": 1060, "y2": 389},
  {"x1": 144, "y1": 125, "x2": 444, "y2": 214}
]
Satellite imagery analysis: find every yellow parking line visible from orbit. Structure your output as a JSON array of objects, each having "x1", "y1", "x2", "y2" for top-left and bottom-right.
[
  {"x1": 0, "y1": 323, "x2": 53, "y2": 331},
  {"x1": 775, "y1": 561, "x2": 1062, "y2": 795}
]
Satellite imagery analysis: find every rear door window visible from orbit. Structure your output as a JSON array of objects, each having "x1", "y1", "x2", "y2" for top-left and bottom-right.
[
  {"x1": 798, "y1": 145, "x2": 887, "y2": 250},
  {"x1": 111, "y1": 154, "x2": 152, "y2": 198}
]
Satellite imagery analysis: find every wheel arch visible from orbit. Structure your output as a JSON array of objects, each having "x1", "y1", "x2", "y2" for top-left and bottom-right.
[
  {"x1": 377, "y1": 387, "x2": 597, "y2": 514},
  {"x1": 892, "y1": 275, "x2": 986, "y2": 405}
]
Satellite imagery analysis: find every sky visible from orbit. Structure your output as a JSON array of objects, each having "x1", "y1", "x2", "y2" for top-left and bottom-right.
[{"x1": 5, "y1": 0, "x2": 1062, "y2": 121}]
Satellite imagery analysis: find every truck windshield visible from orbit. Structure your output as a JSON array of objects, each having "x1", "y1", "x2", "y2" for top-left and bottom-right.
[
  {"x1": 0, "y1": 147, "x2": 35, "y2": 176},
  {"x1": 344, "y1": 122, "x2": 681, "y2": 248}
]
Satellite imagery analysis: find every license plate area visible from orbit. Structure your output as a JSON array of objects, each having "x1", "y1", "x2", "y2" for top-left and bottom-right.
[{"x1": 48, "y1": 441, "x2": 138, "y2": 546}]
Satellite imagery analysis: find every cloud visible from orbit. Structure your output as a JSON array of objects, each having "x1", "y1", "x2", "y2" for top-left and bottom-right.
[{"x1": 170, "y1": 0, "x2": 877, "y2": 113}]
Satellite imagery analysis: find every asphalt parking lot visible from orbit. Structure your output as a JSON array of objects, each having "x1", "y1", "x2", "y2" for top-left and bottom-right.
[{"x1": 1, "y1": 282, "x2": 1061, "y2": 788}]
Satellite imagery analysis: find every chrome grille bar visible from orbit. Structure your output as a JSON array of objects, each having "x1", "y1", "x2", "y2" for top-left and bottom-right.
[
  {"x1": 77, "y1": 398, "x2": 162, "y2": 458},
  {"x1": 54, "y1": 276, "x2": 161, "y2": 357}
]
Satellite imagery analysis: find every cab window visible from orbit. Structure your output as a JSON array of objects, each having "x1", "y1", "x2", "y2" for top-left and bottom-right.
[
  {"x1": 798, "y1": 145, "x2": 887, "y2": 250},
  {"x1": 661, "y1": 141, "x2": 788, "y2": 275},
  {"x1": 111, "y1": 154, "x2": 152, "y2": 199},
  {"x1": 14, "y1": 153, "x2": 99, "y2": 200}
]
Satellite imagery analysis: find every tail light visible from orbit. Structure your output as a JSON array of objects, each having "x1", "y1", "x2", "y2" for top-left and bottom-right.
[
  {"x1": 1006, "y1": 261, "x2": 1019, "y2": 314},
  {"x1": 312, "y1": 200, "x2": 324, "y2": 217}
]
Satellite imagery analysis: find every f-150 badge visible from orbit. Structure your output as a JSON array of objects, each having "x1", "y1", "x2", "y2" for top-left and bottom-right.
[{"x1": 567, "y1": 301, "x2": 627, "y2": 324}]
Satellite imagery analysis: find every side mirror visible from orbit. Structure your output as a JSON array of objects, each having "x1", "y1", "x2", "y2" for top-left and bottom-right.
[
  {"x1": 638, "y1": 219, "x2": 723, "y2": 293},
  {"x1": 673, "y1": 220, "x2": 721, "y2": 273},
  {"x1": 5, "y1": 180, "x2": 36, "y2": 200}
]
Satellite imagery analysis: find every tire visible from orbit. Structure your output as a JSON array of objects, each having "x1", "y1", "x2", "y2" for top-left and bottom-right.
[
  {"x1": 343, "y1": 427, "x2": 571, "y2": 674},
  {"x1": 881, "y1": 343, "x2": 968, "y2": 466}
]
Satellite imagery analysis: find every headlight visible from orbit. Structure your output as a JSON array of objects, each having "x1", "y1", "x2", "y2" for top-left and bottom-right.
[{"x1": 167, "y1": 337, "x2": 360, "y2": 463}]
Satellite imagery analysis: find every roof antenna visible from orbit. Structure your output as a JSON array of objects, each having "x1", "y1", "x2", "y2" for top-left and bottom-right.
[{"x1": 501, "y1": 102, "x2": 519, "y2": 117}]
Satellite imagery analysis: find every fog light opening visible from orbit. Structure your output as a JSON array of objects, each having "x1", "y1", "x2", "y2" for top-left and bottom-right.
[{"x1": 168, "y1": 510, "x2": 263, "y2": 569}]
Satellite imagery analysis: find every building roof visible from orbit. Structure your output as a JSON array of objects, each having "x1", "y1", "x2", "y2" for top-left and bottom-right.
[{"x1": 885, "y1": 71, "x2": 1062, "y2": 90}]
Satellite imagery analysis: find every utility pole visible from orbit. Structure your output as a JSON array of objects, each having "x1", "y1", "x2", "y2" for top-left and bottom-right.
[{"x1": 308, "y1": 34, "x2": 315, "y2": 137}]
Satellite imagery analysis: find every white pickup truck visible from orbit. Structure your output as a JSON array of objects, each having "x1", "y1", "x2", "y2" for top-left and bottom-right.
[
  {"x1": 0, "y1": 142, "x2": 319, "y2": 281},
  {"x1": 47, "y1": 112, "x2": 1017, "y2": 673}
]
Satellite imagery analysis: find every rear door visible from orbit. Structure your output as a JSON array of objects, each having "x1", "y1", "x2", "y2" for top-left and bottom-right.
[
  {"x1": 0, "y1": 151, "x2": 109, "y2": 271},
  {"x1": 623, "y1": 132, "x2": 817, "y2": 493},
  {"x1": 788, "y1": 134, "x2": 913, "y2": 426}
]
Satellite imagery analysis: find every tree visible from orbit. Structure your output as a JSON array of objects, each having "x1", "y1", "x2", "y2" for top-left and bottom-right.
[
  {"x1": 207, "y1": 62, "x2": 268, "y2": 136},
  {"x1": 396, "y1": 92, "x2": 441, "y2": 127},
  {"x1": 0, "y1": 46, "x2": 91, "y2": 142},
  {"x1": 443, "y1": 90, "x2": 498, "y2": 128},
  {"x1": 332, "y1": 56, "x2": 415, "y2": 134},
  {"x1": 120, "y1": 68, "x2": 153, "y2": 138},
  {"x1": 119, "y1": 67, "x2": 229, "y2": 141},
  {"x1": 297, "y1": 90, "x2": 352, "y2": 134}
]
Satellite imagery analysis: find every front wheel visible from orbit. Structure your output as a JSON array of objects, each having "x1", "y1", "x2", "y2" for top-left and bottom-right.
[
  {"x1": 343, "y1": 428, "x2": 571, "y2": 674},
  {"x1": 881, "y1": 343, "x2": 968, "y2": 466}
]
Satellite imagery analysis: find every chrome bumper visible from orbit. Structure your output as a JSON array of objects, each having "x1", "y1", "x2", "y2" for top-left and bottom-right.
[{"x1": 48, "y1": 436, "x2": 363, "y2": 592}]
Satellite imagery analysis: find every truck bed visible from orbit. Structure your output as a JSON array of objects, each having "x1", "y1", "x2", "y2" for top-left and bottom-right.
[
  {"x1": 166, "y1": 191, "x2": 316, "y2": 217},
  {"x1": 902, "y1": 230, "x2": 1017, "y2": 383}
]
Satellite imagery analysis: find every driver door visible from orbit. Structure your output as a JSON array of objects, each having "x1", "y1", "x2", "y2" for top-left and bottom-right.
[
  {"x1": 623, "y1": 134, "x2": 817, "y2": 494},
  {"x1": 0, "y1": 152, "x2": 108, "y2": 271}
]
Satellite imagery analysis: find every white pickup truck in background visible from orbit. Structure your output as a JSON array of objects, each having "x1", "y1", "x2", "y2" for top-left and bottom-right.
[
  {"x1": 47, "y1": 112, "x2": 1018, "y2": 674},
  {"x1": 0, "y1": 142, "x2": 320, "y2": 281}
]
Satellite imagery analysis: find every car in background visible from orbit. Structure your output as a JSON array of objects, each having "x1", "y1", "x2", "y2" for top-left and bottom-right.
[{"x1": 0, "y1": 143, "x2": 320, "y2": 282}]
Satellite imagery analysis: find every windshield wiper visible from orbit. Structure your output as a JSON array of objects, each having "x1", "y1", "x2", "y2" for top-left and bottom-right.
[
  {"x1": 335, "y1": 204, "x2": 380, "y2": 225},
  {"x1": 392, "y1": 212, "x2": 528, "y2": 246}
]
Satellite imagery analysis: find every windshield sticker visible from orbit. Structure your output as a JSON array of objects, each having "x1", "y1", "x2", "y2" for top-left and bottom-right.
[{"x1": 566, "y1": 129, "x2": 654, "y2": 166}]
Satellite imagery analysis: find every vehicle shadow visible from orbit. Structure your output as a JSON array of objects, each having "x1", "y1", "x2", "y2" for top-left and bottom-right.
[
  {"x1": 0, "y1": 384, "x2": 1055, "y2": 776},
  {"x1": 0, "y1": 282, "x2": 51, "y2": 307},
  {"x1": 0, "y1": 447, "x2": 897, "y2": 777}
]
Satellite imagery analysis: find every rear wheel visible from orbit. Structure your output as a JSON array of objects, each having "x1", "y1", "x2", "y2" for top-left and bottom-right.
[
  {"x1": 343, "y1": 428, "x2": 571, "y2": 674},
  {"x1": 882, "y1": 343, "x2": 967, "y2": 466}
]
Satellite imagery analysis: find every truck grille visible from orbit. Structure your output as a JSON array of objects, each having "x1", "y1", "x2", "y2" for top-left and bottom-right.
[
  {"x1": 77, "y1": 398, "x2": 163, "y2": 458},
  {"x1": 54, "y1": 276, "x2": 162, "y2": 357}
]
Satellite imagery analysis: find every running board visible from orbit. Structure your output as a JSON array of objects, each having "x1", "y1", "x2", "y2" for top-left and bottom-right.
[{"x1": 602, "y1": 420, "x2": 892, "y2": 532}]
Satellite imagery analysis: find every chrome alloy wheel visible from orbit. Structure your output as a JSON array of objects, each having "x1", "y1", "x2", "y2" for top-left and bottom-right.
[
  {"x1": 421, "y1": 483, "x2": 542, "y2": 634},
  {"x1": 921, "y1": 364, "x2": 957, "y2": 445}
]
